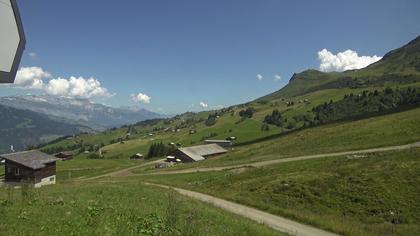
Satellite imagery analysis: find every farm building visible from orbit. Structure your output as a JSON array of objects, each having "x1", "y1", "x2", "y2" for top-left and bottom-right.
[
  {"x1": 1, "y1": 150, "x2": 59, "y2": 188},
  {"x1": 130, "y1": 153, "x2": 144, "y2": 160},
  {"x1": 166, "y1": 156, "x2": 182, "y2": 163},
  {"x1": 54, "y1": 151, "x2": 73, "y2": 161},
  {"x1": 172, "y1": 144, "x2": 228, "y2": 162},
  {"x1": 204, "y1": 140, "x2": 233, "y2": 148}
]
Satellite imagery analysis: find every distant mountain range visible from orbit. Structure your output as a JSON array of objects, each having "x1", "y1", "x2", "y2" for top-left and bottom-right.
[
  {"x1": 0, "y1": 95, "x2": 164, "y2": 153},
  {"x1": 0, "y1": 95, "x2": 163, "y2": 130}
]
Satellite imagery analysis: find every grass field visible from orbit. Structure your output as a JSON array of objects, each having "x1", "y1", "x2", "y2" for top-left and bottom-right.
[
  {"x1": 133, "y1": 107, "x2": 420, "y2": 172},
  {"x1": 140, "y1": 148, "x2": 420, "y2": 236},
  {"x1": 55, "y1": 156, "x2": 142, "y2": 181},
  {"x1": 41, "y1": 84, "x2": 420, "y2": 165},
  {"x1": 0, "y1": 181, "x2": 282, "y2": 236}
]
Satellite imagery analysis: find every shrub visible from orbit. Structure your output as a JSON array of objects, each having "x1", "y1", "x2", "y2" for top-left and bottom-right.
[{"x1": 239, "y1": 107, "x2": 256, "y2": 118}]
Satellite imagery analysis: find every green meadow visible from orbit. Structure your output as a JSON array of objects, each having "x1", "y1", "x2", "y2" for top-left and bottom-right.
[
  {"x1": 0, "y1": 181, "x2": 282, "y2": 236},
  {"x1": 140, "y1": 148, "x2": 420, "y2": 236},
  {"x1": 133, "y1": 106, "x2": 420, "y2": 172}
]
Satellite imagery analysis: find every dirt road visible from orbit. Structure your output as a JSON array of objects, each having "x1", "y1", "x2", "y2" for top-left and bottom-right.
[
  {"x1": 83, "y1": 158, "x2": 165, "y2": 181},
  {"x1": 145, "y1": 183, "x2": 339, "y2": 236},
  {"x1": 138, "y1": 142, "x2": 420, "y2": 175}
]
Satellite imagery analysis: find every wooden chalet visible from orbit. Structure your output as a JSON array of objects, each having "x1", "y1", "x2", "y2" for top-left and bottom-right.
[
  {"x1": 54, "y1": 151, "x2": 73, "y2": 161},
  {"x1": 1, "y1": 150, "x2": 59, "y2": 188}
]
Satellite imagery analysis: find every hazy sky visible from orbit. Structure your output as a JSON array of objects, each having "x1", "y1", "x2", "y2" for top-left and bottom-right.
[{"x1": 1, "y1": 0, "x2": 419, "y2": 114}]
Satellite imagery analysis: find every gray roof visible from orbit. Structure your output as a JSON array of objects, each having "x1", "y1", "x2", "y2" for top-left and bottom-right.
[
  {"x1": 205, "y1": 140, "x2": 232, "y2": 143},
  {"x1": 1, "y1": 150, "x2": 59, "y2": 170},
  {"x1": 179, "y1": 144, "x2": 227, "y2": 161}
]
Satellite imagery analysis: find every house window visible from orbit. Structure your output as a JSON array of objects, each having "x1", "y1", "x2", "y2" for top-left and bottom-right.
[
  {"x1": 14, "y1": 168, "x2": 20, "y2": 176},
  {"x1": 7, "y1": 167, "x2": 11, "y2": 174}
]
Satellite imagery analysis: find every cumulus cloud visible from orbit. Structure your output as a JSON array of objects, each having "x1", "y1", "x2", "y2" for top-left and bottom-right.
[
  {"x1": 274, "y1": 74, "x2": 282, "y2": 81},
  {"x1": 131, "y1": 93, "x2": 151, "y2": 104},
  {"x1": 256, "y1": 74, "x2": 263, "y2": 81},
  {"x1": 14, "y1": 66, "x2": 51, "y2": 89},
  {"x1": 8, "y1": 66, "x2": 112, "y2": 99},
  {"x1": 318, "y1": 49, "x2": 382, "y2": 72},
  {"x1": 46, "y1": 77, "x2": 112, "y2": 98},
  {"x1": 199, "y1": 102, "x2": 208, "y2": 108}
]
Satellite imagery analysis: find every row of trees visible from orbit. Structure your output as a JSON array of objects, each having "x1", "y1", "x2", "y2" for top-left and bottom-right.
[
  {"x1": 313, "y1": 87, "x2": 420, "y2": 124},
  {"x1": 147, "y1": 142, "x2": 176, "y2": 159}
]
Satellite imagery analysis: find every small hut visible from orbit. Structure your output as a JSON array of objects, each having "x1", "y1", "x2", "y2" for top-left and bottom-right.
[{"x1": 130, "y1": 153, "x2": 144, "y2": 160}]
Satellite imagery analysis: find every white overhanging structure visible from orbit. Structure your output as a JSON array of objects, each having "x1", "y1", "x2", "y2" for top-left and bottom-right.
[{"x1": 0, "y1": 0, "x2": 26, "y2": 83}]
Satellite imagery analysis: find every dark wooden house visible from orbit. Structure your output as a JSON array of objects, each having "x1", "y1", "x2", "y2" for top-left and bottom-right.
[
  {"x1": 1, "y1": 150, "x2": 59, "y2": 187},
  {"x1": 54, "y1": 151, "x2": 73, "y2": 161}
]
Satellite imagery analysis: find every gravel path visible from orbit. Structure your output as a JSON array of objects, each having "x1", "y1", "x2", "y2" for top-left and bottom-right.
[{"x1": 145, "y1": 183, "x2": 340, "y2": 236}]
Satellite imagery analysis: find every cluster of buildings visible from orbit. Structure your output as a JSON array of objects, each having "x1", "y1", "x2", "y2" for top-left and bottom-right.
[{"x1": 0, "y1": 139, "x2": 234, "y2": 187}]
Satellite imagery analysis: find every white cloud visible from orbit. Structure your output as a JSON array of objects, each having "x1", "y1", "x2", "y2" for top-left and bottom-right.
[
  {"x1": 274, "y1": 74, "x2": 281, "y2": 81},
  {"x1": 318, "y1": 48, "x2": 382, "y2": 72},
  {"x1": 14, "y1": 66, "x2": 51, "y2": 89},
  {"x1": 256, "y1": 74, "x2": 263, "y2": 81},
  {"x1": 199, "y1": 102, "x2": 208, "y2": 108},
  {"x1": 8, "y1": 66, "x2": 112, "y2": 99},
  {"x1": 28, "y1": 52, "x2": 37, "y2": 59},
  {"x1": 45, "y1": 76, "x2": 112, "y2": 98},
  {"x1": 131, "y1": 92, "x2": 151, "y2": 104}
]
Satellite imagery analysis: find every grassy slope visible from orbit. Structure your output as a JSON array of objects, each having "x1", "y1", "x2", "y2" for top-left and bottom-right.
[
  {"x1": 42, "y1": 84, "x2": 417, "y2": 161},
  {"x1": 140, "y1": 148, "x2": 420, "y2": 236},
  {"x1": 0, "y1": 182, "x2": 281, "y2": 236},
  {"x1": 55, "y1": 156, "x2": 141, "y2": 181},
  {"x1": 135, "y1": 107, "x2": 420, "y2": 171}
]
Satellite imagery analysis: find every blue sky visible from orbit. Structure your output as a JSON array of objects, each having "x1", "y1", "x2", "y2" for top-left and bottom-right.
[{"x1": 1, "y1": 0, "x2": 420, "y2": 114}]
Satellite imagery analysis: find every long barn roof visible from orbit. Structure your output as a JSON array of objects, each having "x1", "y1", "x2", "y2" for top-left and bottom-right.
[
  {"x1": 1, "y1": 150, "x2": 59, "y2": 170},
  {"x1": 179, "y1": 144, "x2": 227, "y2": 161}
]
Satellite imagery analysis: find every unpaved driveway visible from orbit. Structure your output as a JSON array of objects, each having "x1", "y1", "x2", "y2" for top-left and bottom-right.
[
  {"x1": 138, "y1": 142, "x2": 420, "y2": 176},
  {"x1": 145, "y1": 183, "x2": 339, "y2": 236}
]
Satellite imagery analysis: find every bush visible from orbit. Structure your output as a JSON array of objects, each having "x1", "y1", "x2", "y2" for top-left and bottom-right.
[
  {"x1": 205, "y1": 114, "x2": 217, "y2": 126},
  {"x1": 87, "y1": 153, "x2": 103, "y2": 159},
  {"x1": 264, "y1": 109, "x2": 286, "y2": 127},
  {"x1": 239, "y1": 107, "x2": 256, "y2": 118}
]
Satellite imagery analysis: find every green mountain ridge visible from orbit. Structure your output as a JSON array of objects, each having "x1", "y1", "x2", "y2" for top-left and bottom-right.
[{"x1": 258, "y1": 36, "x2": 420, "y2": 101}]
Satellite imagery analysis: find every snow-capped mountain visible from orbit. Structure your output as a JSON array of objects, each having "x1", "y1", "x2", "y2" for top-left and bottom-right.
[{"x1": 0, "y1": 95, "x2": 164, "y2": 131}]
